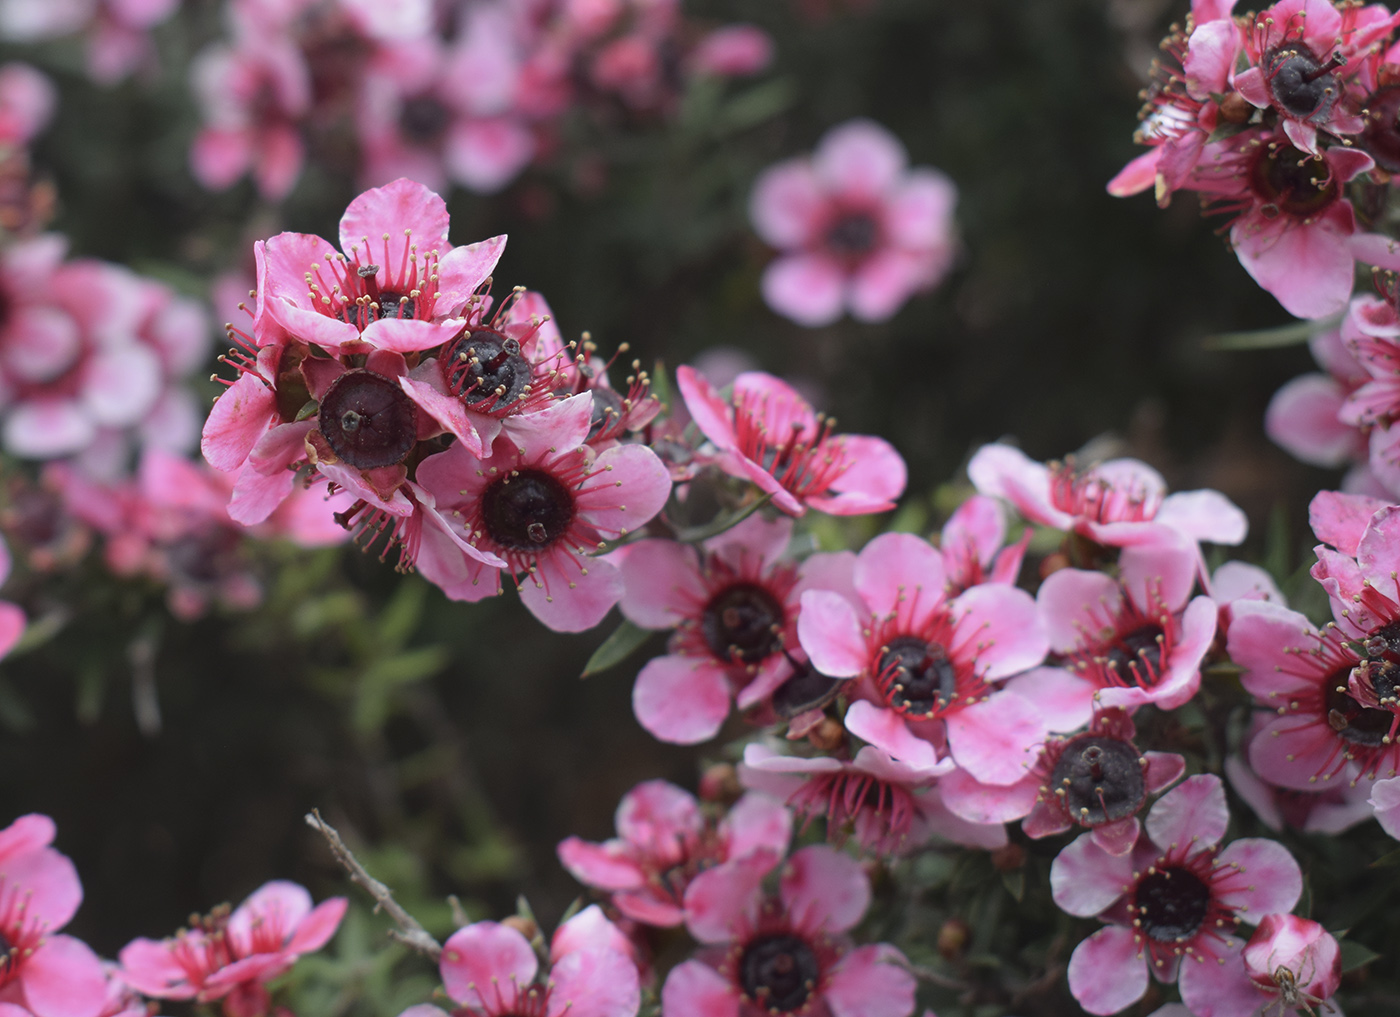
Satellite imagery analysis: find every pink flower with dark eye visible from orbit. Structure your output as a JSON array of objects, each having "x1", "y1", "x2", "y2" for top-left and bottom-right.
[
  {"x1": 968, "y1": 443, "x2": 1248, "y2": 549},
  {"x1": 557, "y1": 779, "x2": 791, "y2": 927},
  {"x1": 1052, "y1": 775, "x2": 1303, "y2": 1017},
  {"x1": 416, "y1": 906, "x2": 640, "y2": 1017},
  {"x1": 740, "y1": 742, "x2": 1009, "y2": 854},
  {"x1": 677, "y1": 367, "x2": 906, "y2": 517},
  {"x1": 661, "y1": 845, "x2": 915, "y2": 1017},
  {"x1": 415, "y1": 393, "x2": 672, "y2": 632},
  {"x1": 0, "y1": 814, "x2": 107, "y2": 1017},
  {"x1": 750, "y1": 118, "x2": 956, "y2": 326},
  {"x1": 940, "y1": 707, "x2": 1186, "y2": 857},
  {"x1": 938, "y1": 494, "x2": 1029, "y2": 595},
  {"x1": 798, "y1": 532, "x2": 1049, "y2": 786},
  {"x1": 119, "y1": 880, "x2": 346, "y2": 1017},
  {"x1": 1010, "y1": 536, "x2": 1217, "y2": 731},
  {"x1": 619, "y1": 514, "x2": 855, "y2": 744}
]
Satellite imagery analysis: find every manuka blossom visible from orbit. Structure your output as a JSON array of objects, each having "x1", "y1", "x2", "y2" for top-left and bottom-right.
[
  {"x1": 661, "y1": 845, "x2": 916, "y2": 1017},
  {"x1": 938, "y1": 493, "x2": 1029, "y2": 594},
  {"x1": 677, "y1": 367, "x2": 906, "y2": 517},
  {"x1": 749, "y1": 118, "x2": 956, "y2": 326},
  {"x1": 1173, "y1": 913, "x2": 1343, "y2": 1017},
  {"x1": 1051, "y1": 775, "x2": 1303, "y2": 1017},
  {"x1": 414, "y1": 392, "x2": 672, "y2": 632},
  {"x1": 557, "y1": 779, "x2": 791, "y2": 927},
  {"x1": 797, "y1": 531, "x2": 1049, "y2": 786},
  {"x1": 0, "y1": 814, "x2": 107, "y2": 1017},
  {"x1": 968, "y1": 443, "x2": 1248, "y2": 550},
  {"x1": 1265, "y1": 312, "x2": 1370, "y2": 478},
  {"x1": 939, "y1": 707, "x2": 1186, "y2": 856},
  {"x1": 1022, "y1": 537, "x2": 1218, "y2": 726},
  {"x1": 618, "y1": 514, "x2": 855, "y2": 743},
  {"x1": 119, "y1": 880, "x2": 347, "y2": 1017},
  {"x1": 740, "y1": 742, "x2": 1010, "y2": 854},
  {"x1": 406, "y1": 906, "x2": 640, "y2": 1017},
  {"x1": 1333, "y1": 282, "x2": 1400, "y2": 493}
]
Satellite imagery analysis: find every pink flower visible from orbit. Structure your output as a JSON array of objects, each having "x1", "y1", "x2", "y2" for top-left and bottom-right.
[
  {"x1": 1334, "y1": 284, "x2": 1400, "y2": 493},
  {"x1": 618, "y1": 514, "x2": 855, "y2": 743},
  {"x1": 797, "y1": 532, "x2": 1049, "y2": 786},
  {"x1": 967, "y1": 442, "x2": 1248, "y2": 549},
  {"x1": 750, "y1": 118, "x2": 956, "y2": 325},
  {"x1": 414, "y1": 392, "x2": 671, "y2": 632},
  {"x1": 557, "y1": 779, "x2": 791, "y2": 927},
  {"x1": 1267, "y1": 299, "x2": 1370, "y2": 474},
  {"x1": 0, "y1": 0, "x2": 179, "y2": 84},
  {"x1": 938, "y1": 494, "x2": 1029, "y2": 595},
  {"x1": 0, "y1": 814, "x2": 107, "y2": 1017},
  {"x1": 688, "y1": 25, "x2": 772, "y2": 78},
  {"x1": 1241, "y1": 916, "x2": 1342, "y2": 1017},
  {"x1": 677, "y1": 367, "x2": 906, "y2": 517},
  {"x1": 740, "y1": 742, "x2": 1009, "y2": 854},
  {"x1": 1051, "y1": 775, "x2": 1302, "y2": 1016},
  {"x1": 1209, "y1": 560, "x2": 1287, "y2": 640},
  {"x1": 940, "y1": 707, "x2": 1185, "y2": 857},
  {"x1": 1026, "y1": 537, "x2": 1218, "y2": 723},
  {"x1": 119, "y1": 880, "x2": 347, "y2": 1017},
  {"x1": 1225, "y1": 750, "x2": 1375, "y2": 834},
  {"x1": 661, "y1": 845, "x2": 915, "y2": 1017},
  {"x1": 0, "y1": 63, "x2": 54, "y2": 147},
  {"x1": 423, "y1": 907, "x2": 640, "y2": 1017}
]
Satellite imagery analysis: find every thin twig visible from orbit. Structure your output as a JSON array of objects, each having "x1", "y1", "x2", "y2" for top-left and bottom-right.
[{"x1": 305, "y1": 810, "x2": 443, "y2": 961}]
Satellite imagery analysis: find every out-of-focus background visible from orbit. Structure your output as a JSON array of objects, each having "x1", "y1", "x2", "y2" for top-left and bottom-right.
[{"x1": 0, "y1": 0, "x2": 1340, "y2": 1012}]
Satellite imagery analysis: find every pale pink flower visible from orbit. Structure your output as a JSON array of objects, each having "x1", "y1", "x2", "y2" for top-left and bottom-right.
[
  {"x1": 967, "y1": 442, "x2": 1248, "y2": 549},
  {"x1": 0, "y1": 814, "x2": 107, "y2": 1017},
  {"x1": 1052, "y1": 775, "x2": 1302, "y2": 1017},
  {"x1": 557, "y1": 779, "x2": 791, "y2": 926},
  {"x1": 119, "y1": 880, "x2": 347, "y2": 1017},
  {"x1": 0, "y1": 0, "x2": 179, "y2": 84},
  {"x1": 797, "y1": 531, "x2": 1049, "y2": 786},
  {"x1": 414, "y1": 392, "x2": 671, "y2": 632},
  {"x1": 1333, "y1": 285, "x2": 1400, "y2": 493},
  {"x1": 750, "y1": 118, "x2": 956, "y2": 326},
  {"x1": 618, "y1": 514, "x2": 855, "y2": 743},
  {"x1": 661, "y1": 845, "x2": 915, "y2": 1017},
  {"x1": 0, "y1": 63, "x2": 55, "y2": 147},
  {"x1": 677, "y1": 367, "x2": 906, "y2": 517}
]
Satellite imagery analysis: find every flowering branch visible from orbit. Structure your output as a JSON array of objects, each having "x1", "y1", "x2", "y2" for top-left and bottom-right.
[{"x1": 304, "y1": 810, "x2": 443, "y2": 962}]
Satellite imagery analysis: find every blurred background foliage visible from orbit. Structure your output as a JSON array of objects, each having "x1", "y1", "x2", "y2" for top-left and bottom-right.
[{"x1": 0, "y1": 0, "x2": 1370, "y2": 1015}]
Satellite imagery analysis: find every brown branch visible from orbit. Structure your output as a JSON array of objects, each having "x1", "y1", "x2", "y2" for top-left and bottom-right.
[{"x1": 305, "y1": 810, "x2": 443, "y2": 962}]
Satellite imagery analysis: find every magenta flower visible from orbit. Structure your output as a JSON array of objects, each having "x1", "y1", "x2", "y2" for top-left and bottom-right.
[
  {"x1": 1336, "y1": 285, "x2": 1400, "y2": 493},
  {"x1": 415, "y1": 906, "x2": 640, "y2": 1017},
  {"x1": 968, "y1": 442, "x2": 1247, "y2": 549},
  {"x1": 797, "y1": 532, "x2": 1049, "y2": 786},
  {"x1": 940, "y1": 707, "x2": 1186, "y2": 857},
  {"x1": 1051, "y1": 775, "x2": 1302, "y2": 1017},
  {"x1": 1029, "y1": 537, "x2": 1218, "y2": 723},
  {"x1": 0, "y1": 814, "x2": 107, "y2": 1017},
  {"x1": 557, "y1": 779, "x2": 791, "y2": 927},
  {"x1": 618, "y1": 514, "x2": 854, "y2": 743},
  {"x1": 750, "y1": 118, "x2": 956, "y2": 326},
  {"x1": 661, "y1": 845, "x2": 915, "y2": 1017},
  {"x1": 414, "y1": 392, "x2": 671, "y2": 632},
  {"x1": 677, "y1": 367, "x2": 906, "y2": 517},
  {"x1": 119, "y1": 880, "x2": 347, "y2": 1017},
  {"x1": 741, "y1": 743, "x2": 1011, "y2": 854},
  {"x1": 1241, "y1": 916, "x2": 1342, "y2": 1017}
]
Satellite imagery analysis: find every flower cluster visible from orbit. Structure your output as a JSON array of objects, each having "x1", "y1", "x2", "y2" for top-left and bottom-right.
[{"x1": 188, "y1": 0, "x2": 772, "y2": 202}]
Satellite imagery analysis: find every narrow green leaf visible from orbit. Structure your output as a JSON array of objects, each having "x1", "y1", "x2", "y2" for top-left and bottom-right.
[
  {"x1": 1339, "y1": 939, "x2": 1380, "y2": 972},
  {"x1": 1000, "y1": 867, "x2": 1025, "y2": 902},
  {"x1": 1202, "y1": 312, "x2": 1342, "y2": 350},
  {"x1": 1369, "y1": 845, "x2": 1400, "y2": 868},
  {"x1": 581, "y1": 619, "x2": 652, "y2": 678}
]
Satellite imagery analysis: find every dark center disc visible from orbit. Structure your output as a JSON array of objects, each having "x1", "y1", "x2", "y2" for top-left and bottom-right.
[
  {"x1": 1248, "y1": 141, "x2": 1338, "y2": 218},
  {"x1": 825, "y1": 212, "x2": 879, "y2": 258},
  {"x1": 442, "y1": 328, "x2": 531, "y2": 409},
  {"x1": 701, "y1": 583, "x2": 784, "y2": 664},
  {"x1": 1325, "y1": 677, "x2": 1394, "y2": 747},
  {"x1": 318, "y1": 369, "x2": 418, "y2": 469},
  {"x1": 878, "y1": 635, "x2": 957, "y2": 714},
  {"x1": 739, "y1": 934, "x2": 821, "y2": 1012},
  {"x1": 1133, "y1": 866, "x2": 1211, "y2": 942},
  {"x1": 480, "y1": 469, "x2": 575, "y2": 552},
  {"x1": 1266, "y1": 46, "x2": 1337, "y2": 120},
  {"x1": 1048, "y1": 734, "x2": 1146, "y2": 826},
  {"x1": 1102, "y1": 624, "x2": 1164, "y2": 685}
]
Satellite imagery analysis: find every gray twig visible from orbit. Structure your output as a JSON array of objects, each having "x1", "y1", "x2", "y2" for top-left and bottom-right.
[{"x1": 305, "y1": 810, "x2": 443, "y2": 961}]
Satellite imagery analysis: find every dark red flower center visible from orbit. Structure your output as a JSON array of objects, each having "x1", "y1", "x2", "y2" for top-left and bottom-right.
[
  {"x1": 442, "y1": 328, "x2": 531, "y2": 409},
  {"x1": 1325, "y1": 681, "x2": 1393, "y2": 747},
  {"x1": 702, "y1": 583, "x2": 784, "y2": 663},
  {"x1": 824, "y1": 212, "x2": 879, "y2": 258},
  {"x1": 399, "y1": 95, "x2": 451, "y2": 143},
  {"x1": 1049, "y1": 734, "x2": 1145, "y2": 827},
  {"x1": 1249, "y1": 142, "x2": 1338, "y2": 218},
  {"x1": 878, "y1": 635, "x2": 957, "y2": 714},
  {"x1": 1362, "y1": 86, "x2": 1400, "y2": 172},
  {"x1": 771, "y1": 660, "x2": 844, "y2": 718},
  {"x1": 318, "y1": 369, "x2": 418, "y2": 469},
  {"x1": 481, "y1": 469, "x2": 575, "y2": 551},
  {"x1": 1266, "y1": 46, "x2": 1343, "y2": 119},
  {"x1": 739, "y1": 934, "x2": 820, "y2": 1011},
  {"x1": 588, "y1": 386, "x2": 625, "y2": 439},
  {"x1": 1103, "y1": 624, "x2": 1165, "y2": 686},
  {"x1": 1134, "y1": 866, "x2": 1210, "y2": 942}
]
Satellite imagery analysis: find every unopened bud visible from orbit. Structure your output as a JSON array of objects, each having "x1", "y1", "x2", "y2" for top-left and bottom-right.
[
  {"x1": 699, "y1": 763, "x2": 742, "y2": 804},
  {"x1": 990, "y1": 843, "x2": 1026, "y2": 872},
  {"x1": 501, "y1": 915, "x2": 539, "y2": 940},
  {"x1": 1219, "y1": 91, "x2": 1252, "y2": 124},
  {"x1": 1039, "y1": 553, "x2": 1070, "y2": 579},
  {"x1": 808, "y1": 717, "x2": 846, "y2": 752},
  {"x1": 936, "y1": 918, "x2": 970, "y2": 959}
]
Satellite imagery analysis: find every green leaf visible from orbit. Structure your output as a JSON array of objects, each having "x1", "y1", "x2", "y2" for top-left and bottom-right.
[
  {"x1": 1000, "y1": 867, "x2": 1025, "y2": 902},
  {"x1": 581, "y1": 619, "x2": 652, "y2": 678},
  {"x1": 1370, "y1": 845, "x2": 1400, "y2": 868},
  {"x1": 1202, "y1": 312, "x2": 1342, "y2": 350},
  {"x1": 1339, "y1": 939, "x2": 1380, "y2": 972}
]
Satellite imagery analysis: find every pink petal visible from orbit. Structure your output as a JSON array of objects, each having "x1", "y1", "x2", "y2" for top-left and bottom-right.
[
  {"x1": 0, "y1": 814, "x2": 55, "y2": 862},
  {"x1": 1232, "y1": 215, "x2": 1354, "y2": 321},
  {"x1": 2, "y1": 846, "x2": 82, "y2": 928},
  {"x1": 683, "y1": 854, "x2": 770, "y2": 943},
  {"x1": 1209, "y1": 561, "x2": 1285, "y2": 608},
  {"x1": 966, "y1": 443, "x2": 1068, "y2": 530},
  {"x1": 844, "y1": 701, "x2": 941, "y2": 771},
  {"x1": 285, "y1": 897, "x2": 347, "y2": 953},
  {"x1": 1002, "y1": 667, "x2": 1097, "y2": 734},
  {"x1": 1310, "y1": 490, "x2": 1386, "y2": 556},
  {"x1": 886, "y1": 168, "x2": 956, "y2": 249},
  {"x1": 1066, "y1": 926, "x2": 1148, "y2": 1015},
  {"x1": 1356, "y1": 504, "x2": 1400, "y2": 588},
  {"x1": 661, "y1": 961, "x2": 737, "y2": 1017},
  {"x1": 1177, "y1": 936, "x2": 1261, "y2": 1017},
  {"x1": 229, "y1": 880, "x2": 312, "y2": 949},
  {"x1": 444, "y1": 117, "x2": 535, "y2": 194},
  {"x1": 848, "y1": 250, "x2": 921, "y2": 323},
  {"x1": 616, "y1": 779, "x2": 703, "y2": 848},
  {"x1": 824, "y1": 945, "x2": 917, "y2": 1017},
  {"x1": 1118, "y1": 534, "x2": 1200, "y2": 615},
  {"x1": 1091, "y1": 817, "x2": 1141, "y2": 857},
  {"x1": 1266, "y1": 374, "x2": 1358, "y2": 467},
  {"x1": 1223, "y1": 755, "x2": 1283, "y2": 832},
  {"x1": 339, "y1": 177, "x2": 450, "y2": 255},
  {"x1": 1107, "y1": 149, "x2": 1161, "y2": 198},
  {"x1": 576, "y1": 443, "x2": 672, "y2": 539},
  {"x1": 721, "y1": 792, "x2": 792, "y2": 860},
  {"x1": 1144, "y1": 752, "x2": 1187, "y2": 795},
  {"x1": 616, "y1": 539, "x2": 705, "y2": 629},
  {"x1": 0, "y1": 602, "x2": 26, "y2": 660},
  {"x1": 950, "y1": 582, "x2": 1047, "y2": 680},
  {"x1": 812, "y1": 119, "x2": 907, "y2": 198},
  {"x1": 191, "y1": 127, "x2": 252, "y2": 190},
  {"x1": 779, "y1": 844, "x2": 870, "y2": 935},
  {"x1": 253, "y1": 124, "x2": 303, "y2": 202},
  {"x1": 761, "y1": 254, "x2": 846, "y2": 327},
  {"x1": 4, "y1": 400, "x2": 95, "y2": 459},
  {"x1": 853, "y1": 532, "x2": 946, "y2": 622},
  {"x1": 1183, "y1": 18, "x2": 1240, "y2": 98},
  {"x1": 1248, "y1": 714, "x2": 1343, "y2": 791},
  {"x1": 1214, "y1": 837, "x2": 1303, "y2": 916},
  {"x1": 944, "y1": 692, "x2": 1046, "y2": 786},
  {"x1": 117, "y1": 938, "x2": 196, "y2": 999},
  {"x1": 1371, "y1": 774, "x2": 1400, "y2": 838},
  {"x1": 1155, "y1": 490, "x2": 1248, "y2": 545},
  {"x1": 435, "y1": 235, "x2": 507, "y2": 315},
  {"x1": 1050, "y1": 833, "x2": 1135, "y2": 916},
  {"x1": 1228, "y1": 601, "x2": 1328, "y2": 699},
  {"x1": 938, "y1": 768, "x2": 1040, "y2": 823},
  {"x1": 518, "y1": 553, "x2": 625, "y2": 633},
  {"x1": 361, "y1": 317, "x2": 464, "y2": 353},
  {"x1": 814, "y1": 435, "x2": 907, "y2": 514},
  {"x1": 22, "y1": 935, "x2": 108, "y2": 1017},
  {"x1": 546, "y1": 943, "x2": 640, "y2": 1017},
  {"x1": 676, "y1": 365, "x2": 737, "y2": 449},
  {"x1": 556, "y1": 838, "x2": 644, "y2": 890},
  {"x1": 796, "y1": 590, "x2": 867, "y2": 677},
  {"x1": 440, "y1": 923, "x2": 538, "y2": 1008},
  {"x1": 942, "y1": 495, "x2": 1005, "y2": 568},
  {"x1": 632, "y1": 655, "x2": 731, "y2": 744},
  {"x1": 398, "y1": 370, "x2": 490, "y2": 456},
  {"x1": 1145, "y1": 774, "x2": 1228, "y2": 852},
  {"x1": 1036, "y1": 567, "x2": 1122, "y2": 654},
  {"x1": 749, "y1": 158, "x2": 826, "y2": 248}
]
